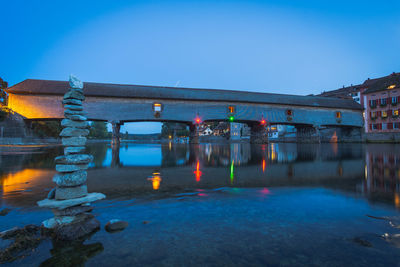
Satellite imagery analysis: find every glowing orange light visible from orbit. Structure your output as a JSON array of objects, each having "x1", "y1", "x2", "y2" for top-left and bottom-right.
[
  {"x1": 147, "y1": 172, "x2": 162, "y2": 190},
  {"x1": 261, "y1": 119, "x2": 266, "y2": 125},
  {"x1": 262, "y1": 159, "x2": 266, "y2": 173},
  {"x1": 395, "y1": 193, "x2": 400, "y2": 208},
  {"x1": 1, "y1": 169, "x2": 55, "y2": 195},
  {"x1": 195, "y1": 117, "x2": 201, "y2": 124},
  {"x1": 194, "y1": 160, "x2": 202, "y2": 182}
]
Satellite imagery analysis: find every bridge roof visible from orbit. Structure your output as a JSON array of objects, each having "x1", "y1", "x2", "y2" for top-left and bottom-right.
[{"x1": 7, "y1": 79, "x2": 362, "y2": 110}]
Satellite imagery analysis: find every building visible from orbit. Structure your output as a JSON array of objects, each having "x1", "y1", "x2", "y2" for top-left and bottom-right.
[
  {"x1": 363, "y1": 73, "x2": 400, "y2": 133},
  {"x1": 318, "y1": 72, "x2": 400, "y2": 136}
]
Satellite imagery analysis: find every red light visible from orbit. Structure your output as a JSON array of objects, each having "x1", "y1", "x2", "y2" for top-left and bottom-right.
[
  {"x1": 195, "y1": 117, "x2": 201, "y2": 124},
  {"x1": 261, "y1": 119, "x2": 266, "y2": 125}
]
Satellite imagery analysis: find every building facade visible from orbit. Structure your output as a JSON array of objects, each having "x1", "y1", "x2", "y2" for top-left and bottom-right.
[{"x1": 363, "y1": 73, "x2": 400, "y2": 133}]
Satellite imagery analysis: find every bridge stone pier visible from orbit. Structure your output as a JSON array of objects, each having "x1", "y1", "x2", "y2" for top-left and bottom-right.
[
  {"x1": 189, "y1": 124, "x2": 200, "y2": 144},
  {"x1": 5, "y1": 79, "x2": 364, "y2": 144}
]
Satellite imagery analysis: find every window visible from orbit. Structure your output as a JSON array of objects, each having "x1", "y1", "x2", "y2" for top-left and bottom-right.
[
  {"x1": 286, "y1": 109, "x2": 293, "y2": 116},
  {"x1": 382, "y1": 110, "x2": 388, "y2": 118},
  {"x1": 382, "y1": 123, "x2": 387, "y2": 130},
  {"x1": 228, "y1": 106, "x2": 235, "y2": 114},
  {"x1": 394, "y1": 123, "x2": 400, "y2": 129},
  {"x1": 153, "y1": 103, "x2": 162, "y2": 112},
  {"x1": 372, "y1": 123, "x2": 382, "y2": 130},
  {"x1": 393, "y1": 110, "x2": 399, "y2": 117},
  {"x1": 388, "y1": 123, "x2": 393, "y2": 130},
  {"x1": 370, "y1": 99, "x2": 377, "y2": 108},
  {"x1": 335, "y1": 111, "x2": 341, "y2": 119},
  {"x1": 380, "y1": 98, "x2": 387, "y2": 106},
  {"x1": 388, "y1": 84, "x2": 396, "y2": 89},
  {"x1": 393, "y1": 97, "x2": 399, "y2": 104}
]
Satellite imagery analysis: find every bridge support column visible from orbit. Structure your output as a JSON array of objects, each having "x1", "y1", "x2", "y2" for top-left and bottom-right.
[
  {"x1": 249, "y1": 123, "x2": 268, "y2": 144},
  {"x1": 110, "y1": 120, "x2": 123, "y2": 146},
  {"x1": 189, "y1": 124, "x2": 199, "y2": 144},
  {"x1": 314, "y1": 125, "x2": 322, "y2": 144}
]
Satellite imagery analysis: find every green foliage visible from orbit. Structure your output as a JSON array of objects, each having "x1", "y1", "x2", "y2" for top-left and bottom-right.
[
  {"x1": 0, "y1": 107, "x2": 12, "y2": 121},
  {"x1": 0, "y1": 77, "x2": 8, "y2": 106},
  {"x1": 161, "y1": 122, "x2": 189, "y2": 137},
  {"x1": 89, "y1": 121, "x2": 109, "y2": 139},
  {"x1": 31, "y1": 121, "x2": 62, "y2": 138}
]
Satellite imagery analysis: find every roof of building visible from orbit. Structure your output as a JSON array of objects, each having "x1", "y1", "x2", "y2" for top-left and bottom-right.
[
  {"x1": 318, "y1": 84, "x2": 361, "y2": 99},
  {"x1": 362, "y1": 72, "x2": 400, "y2": 94},
  {"x1": 6, "y1": 79, "x2": 362, "y2": 110}
]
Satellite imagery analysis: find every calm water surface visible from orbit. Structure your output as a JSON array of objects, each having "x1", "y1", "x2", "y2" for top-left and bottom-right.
[{"x1": 1, "y1": 142, "x2": 400, "y2": 266}]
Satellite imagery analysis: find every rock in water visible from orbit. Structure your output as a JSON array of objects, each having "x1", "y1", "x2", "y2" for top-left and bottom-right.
[
  {"x1": 37, "y1": 193, "x2": 106, "y2": 210},
  {"x1": 60, "y1": 127, "x2": 89, "y2": 137},
  {"x1": 0, "y1": 208, "x2": 11, "y2": 216},
  {"x1": 64, "y1": 114, "x2": 87, "y2": 121},
  {"x1": 69, "y1": 74, "x2": 84, "y2": 89},
  {"x1": 53, "y1": 171, "x2": 87, "y2": 187},
  {"x1": 64, "y1": 89, "x2": 85, "y2": 101},
  {"x1": 55, "y1": 154, "x2": 93, "y2": 164},
  {"x1": 61, "y1": 119, "x2": 89, "y2": 129},
  {"x1": 55, "y1": 185, "x2": 88, "y2": 200},
  {"x1": 52, "y1": 205, "x2": 93, "y2": 216},
  {"x1": 62, "y1": 99, "x2": 82, "y2": 105},
  {"x1": 64, "y1": 146, "x2": 86, "y2": 155},
  {"x1": 62, "y1": 137, "x2": 87, "y2": 147},
  {"x1": 105, "y1": 219, "x2": 129, "y2": 232},
  {"x1": 64, "y1": 104, "x2": 83, "y2": 111},
  {"x1": 56, "y1": 164, "x2": 89, "y2": 173}
]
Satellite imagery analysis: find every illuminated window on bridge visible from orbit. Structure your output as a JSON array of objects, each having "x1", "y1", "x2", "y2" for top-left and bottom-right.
[
  {"x1": 153, "y1": 103, "x2": 162, "y2": 112},
  {"x1": 286, "y1": 109, "x2": 292, "y2": 116},
  {"x1": 228, "y1": 106, "x2": 235, "y2": 114},
  {"x1": 335, "y1": 111, "x2": 341, "y2": 119}
]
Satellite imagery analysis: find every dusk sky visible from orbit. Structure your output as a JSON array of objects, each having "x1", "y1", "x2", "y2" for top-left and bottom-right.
[{"x1": 2, "y1": 0, "x2": 400, "y2": 133}]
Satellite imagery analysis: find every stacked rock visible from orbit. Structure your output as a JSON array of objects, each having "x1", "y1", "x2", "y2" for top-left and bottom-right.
[{"x1": 38, "y1": 75, "x2": 105, "y2": 239}]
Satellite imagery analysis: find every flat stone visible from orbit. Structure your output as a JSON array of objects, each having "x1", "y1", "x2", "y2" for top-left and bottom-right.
[
  {"x1": 64, "y1": 104, "x2": 83, "y2": 111},
  {"x1": 64, "y1": 146, "x2": 86, "y2": 155},
  {"x1": 64, "y1": 89, "x2": 85, "y2": 100},
  {"x1": 64, "y1": 109, "x2": 86, "y2": 116},
  {"x1": 64, "y1": 114, "x2": 87, "y2": 121},
  {"x1": 61, "y1": 119, "x2": 89, "y2": 129},
  {"x1": 53, "y1": 170, "x2": 87, "y2": 187},
  {"x1": 37, "y1": 192, "x2": 106, "y2": 210},
  {"x1": 52, "y1": 205, "x2": 93, "y2": 216},
  {"x1": 42, "y1": 216, "x2": 76, "y2": 229},
  {"x1": 55, "y1": 185, "x2": 88, "y2": 200},
  {"x1": 69, "y1": 74, "x2": 84, "y2": 89},
  {"x1": 62, "y1": 99, "x2": 82, "y2": 105},
  {"x1": 105, "y1": 219, "x2": 129, "y2": 233},
  {"x1": 60, "y1": 127, "x2": 89, "y2": 137},
  {"x1": 56, "y1": 164, "x2": 89, "y2": 172},
  {"x1": 55, "y1": 154, "x2": 93, "y2": 165},
  {"x1": 62, "y1": 136, "x2": 87, "y2": 146}
]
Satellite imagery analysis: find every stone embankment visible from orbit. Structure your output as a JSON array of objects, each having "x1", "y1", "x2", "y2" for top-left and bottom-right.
[{"x1": 37, "y1": 75, "x2": 105, "y2": 240}]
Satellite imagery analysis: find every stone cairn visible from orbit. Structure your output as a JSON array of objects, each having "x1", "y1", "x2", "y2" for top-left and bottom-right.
[{"x1": 38, "y1": 75, "x2": 105, "y2": 240}]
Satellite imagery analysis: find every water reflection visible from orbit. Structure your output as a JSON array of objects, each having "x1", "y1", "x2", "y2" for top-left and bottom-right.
[{"x1": 0, "y1": 143, "x2": 399, "y2": 209}]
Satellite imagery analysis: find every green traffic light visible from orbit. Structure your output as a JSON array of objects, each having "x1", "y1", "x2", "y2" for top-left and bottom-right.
[{"x1": 229, "y1": 116, "x2": 234, "y2": 121}]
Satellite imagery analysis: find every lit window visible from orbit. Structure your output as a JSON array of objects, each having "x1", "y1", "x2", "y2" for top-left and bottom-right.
[
  {"x1": 393, "y1": 110, "x2": 399, "y2": 117},
  {"x1": 382, "y1": 111, "x2": 388, "y2": 118},
  {"x1": 336, "y1": 112, "x2": 341, "y2": 119},
  {"x1": 153, "y1": 103, "x2": 162, "y2": 112},
  {"x1": 228, "y1": 106, "x2": 235, "y2": 114},
  {"x1": 388, "y1": 84, "x2": 396, "y2": 89}
]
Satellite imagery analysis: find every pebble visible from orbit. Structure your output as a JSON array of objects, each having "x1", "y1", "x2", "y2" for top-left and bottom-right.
[{"x1": 105, "y1": 219, "x2": 129, "y2": 232}]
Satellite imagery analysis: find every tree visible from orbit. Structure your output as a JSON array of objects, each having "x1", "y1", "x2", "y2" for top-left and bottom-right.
[
  {"x1": 88, "y1": 121, "x2": 109, "y2": 139},
  {"x1": 161, "y1": 122, "x2": 189, "y2": 138},
  {"x1": 0, "y1": 77, "x2": 8, "y2": 106}
]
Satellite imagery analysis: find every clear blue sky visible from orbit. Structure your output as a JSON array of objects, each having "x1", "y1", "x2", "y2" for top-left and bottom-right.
[{"x1": 1, "y1": 0, "x2": 399, "y2": 133}]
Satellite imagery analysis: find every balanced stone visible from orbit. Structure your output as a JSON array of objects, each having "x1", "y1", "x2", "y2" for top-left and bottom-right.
[
  {"x1": 55, "y1": 184, "x2": 88, "y2": 200},
  {"x1": 64, "y1": 104, "x2": 83, "y2": 111},
  {"x1": 64, "y1": 89, "x2": 85, "y2": 100},
  {"x1": 62, "y1": 136, "x2": 87, "y2": 146},
  {"x1": 64, "y1": 109, "x2": 86, "y2": 116},
  {"x1": 55, "y1": 154, "x2": 93, "y2": 164},
  {"x1": 37, "y1": 193, "x2": 106, "y2": 210},
  {"x1": 60, "y1": 127, "x2": 89, "y2": 137},
  {"x1": 69, "y1": 74, "x2": 84, "y2": 89},
  {"x1": 61, "y1": 119, "x2": 89, "y2": 129},
  {"x1": 63, "y1": 99, "x2": 82, "y2": 105},
  {"x1": 64, "y1": 114, "x2": 87, "y2": 121},
  {"x1": 52, "y1": 205, "x2": 93, "y2": 216},
  {"x1": 56, "y1": 164, "x2": 89, "y2": 172},
  {"x1": 64, "y1": 146, "x2": 85, "y2": 155},
  {"x1": 53, "y1": 170, "x2": 87, "y2": 187}
]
